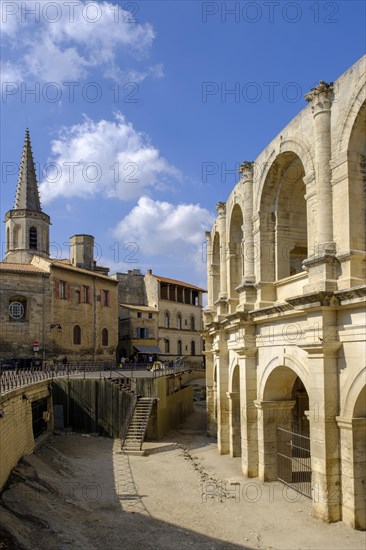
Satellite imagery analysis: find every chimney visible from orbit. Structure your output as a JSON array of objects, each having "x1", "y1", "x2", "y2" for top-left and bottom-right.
[
  {"x1": 70, "y1": 234, "x2": 95, "y2": 270},
  {"x1": 147, "y1": 269, "x2": 152, "y2": 275}
]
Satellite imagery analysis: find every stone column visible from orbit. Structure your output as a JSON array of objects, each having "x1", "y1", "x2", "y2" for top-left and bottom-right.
[
  {"x1": 216, "y1": 202, "x2": 228, "y2": 301},
  {"x1": 227, "y1": 391, "x2": 241, "y2": 457},
  {"x1": 236, "y1": 162, "x2": 256, "y2": 309},
  {"x1": 305, "y1": 81, "x2": 334, "y2": 252},
  {"x1": 304, "y1": 81, "x2": 338, "y2": 292},
  {"x1": 236, "y1": 325, "x2": 258, "y2": 477},
  {"x1": 336, "y1": 416, "x2": 366, "y2": 529},
  {"x1": 255, "y1": 399, "x2": 295, "y2": 481},
  {"x1": 205, "y1": 346, "x2": 217, "y2": 437},
  {"x1": 205, "y1": 231, "x2": 214, "y2": 310},
  {"x1": 302, "y1": 339, "x2": 342, "y2": 523},
  {"x1": 216, "y1": 332, "x2": 230, "y2": 454}
]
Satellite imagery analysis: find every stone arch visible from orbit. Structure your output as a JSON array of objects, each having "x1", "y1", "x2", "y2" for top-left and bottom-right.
[
  {"x1": 343, "y1": 367, "x2": 366, "y2": 418},
  {"x1": 347, "y1": 98, "x2": 366, "y2": 252},
  {"x1": 258, "y1": 354, "x2": 309, "y2": 401},
  {"x1": 336, "y1": 81, "x2": 366, "y2": 156},
  {"x1": 257, "y1": 151, "x2": 308, "y2": 283},
  {"x1": 257, "y1": 356, "x2": 311, "y2": 489},
  {"x1": 212, "y1": 232, "x2": 220, "y2": 303},
  {"x1": 228, "y1": 204, "x2": 244, "y2": 304},
  {"x1": 340, "y1": 376, "x2": 366, "y2": 530}
]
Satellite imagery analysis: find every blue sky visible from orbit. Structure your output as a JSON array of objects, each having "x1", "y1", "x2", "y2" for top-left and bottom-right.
[{"x1": 1, "y1": 0, "x2": 365, "y2": 288}]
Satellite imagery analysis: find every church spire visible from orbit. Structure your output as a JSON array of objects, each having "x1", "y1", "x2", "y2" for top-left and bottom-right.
[{"x1": 13, "y1": 128, "x2": 42, "y2": 211}]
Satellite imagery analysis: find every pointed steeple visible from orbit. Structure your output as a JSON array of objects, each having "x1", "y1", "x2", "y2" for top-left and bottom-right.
[{"x1": 13, "y1": 129, "x2": 42, "y2": 211}]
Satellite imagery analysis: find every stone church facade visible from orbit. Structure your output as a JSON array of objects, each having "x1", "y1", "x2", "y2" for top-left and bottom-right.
[
  {"x1": 204, "y1": 56, "x2": 365, "y2": 529},
  {"x1": 0, "y1": 131, "x2": 118, "y2": 365}
]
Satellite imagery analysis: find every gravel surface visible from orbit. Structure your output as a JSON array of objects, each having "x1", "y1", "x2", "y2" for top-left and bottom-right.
[{"x1": 0, "y1": 398, "x2": 365, "y2": 550}]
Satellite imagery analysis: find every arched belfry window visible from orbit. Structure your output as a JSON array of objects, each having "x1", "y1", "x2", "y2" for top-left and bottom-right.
[{"x1": 29, "y1": 227, "x2": 37, "y2": 250}]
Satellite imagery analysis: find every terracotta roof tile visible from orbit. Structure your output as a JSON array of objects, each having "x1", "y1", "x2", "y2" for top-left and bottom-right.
[
  {"x1": 0, "y1": 262, "x2": 48, "y2": 274},
  {"x1": 149, "y1": 274, "x2": 207, "y2": 292}
]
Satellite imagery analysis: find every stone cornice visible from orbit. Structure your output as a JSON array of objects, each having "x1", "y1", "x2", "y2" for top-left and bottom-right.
[
  {"x1": 334, "y1": 285, "x2": 366, "y2": 304},
  {"x1": 6, "y1": 209, "x2": 51, "y2": 224},
  {"x1": 285, "y1": 291, "x2": 338, "y2": 309}
]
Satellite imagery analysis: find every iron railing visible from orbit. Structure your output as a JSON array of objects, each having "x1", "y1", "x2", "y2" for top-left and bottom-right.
[{"x1": 277, "y1": 427, "x2": 312, "y2": 498}]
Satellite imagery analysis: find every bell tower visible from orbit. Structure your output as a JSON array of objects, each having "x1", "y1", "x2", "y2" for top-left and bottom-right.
[{"x1": 4, "y1": 129, "x2": 50, "y2": 263}]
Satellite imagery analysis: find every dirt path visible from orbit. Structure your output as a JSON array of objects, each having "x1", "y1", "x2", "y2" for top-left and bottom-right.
[{"x1": 0, "y1": 402, "x2": 365, "y2": 550}]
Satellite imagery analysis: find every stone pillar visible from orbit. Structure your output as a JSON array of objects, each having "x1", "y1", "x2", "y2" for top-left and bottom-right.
[
  {"x1": 215, "y1": 333, "x2": 230, "y2": 454},
  {"x1": 227, "y1": 392, "x2": 241, "y2": 457},
  {"x1": 216, "y1": 202, "x2": 228, "y2": 301},
  {"x1": 304, "y1": 81, "x2": 338, "y2": 292},
  {"x1": 337, "y1": 416, "x2": 366, "y2": 529},
  {"x1": 236, "y1": 328, "x2": 258, "y2": 477},
  {"x1": 236, "y1": 162, "x2": 256, "y2": 310},
  {"x1": 206, "y1": 231, "x2": 214, "y2": 310},
  {"x1": 302, "y1": 339, "x2": 342, "y2": 523},
  {"x1": 205, "y1": 347, "x2": 217, "y2": 437},
  {"x1": 305, "y1": 81, "x2": 334, "y2": 251},
  {"x1": 255, "y1": 399, "x2": 295, "y2": 481}
]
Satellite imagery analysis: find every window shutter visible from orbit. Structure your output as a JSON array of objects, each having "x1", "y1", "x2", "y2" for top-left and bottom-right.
[
  {"x1": 145, "y1": 328, "x2": 149, "y2": 338},
  {"x1": 66, "y1": 283, "x2": 71, "y2": 301},
  {"x1": 55, "y1": 279, "x2": 60, "y2": 299},
  {"x1": 89, "y1": 286, "x2": 93, "y2": 304},
  {"x1": 100, "y1": 290, "x2": 104, "y2": 306}
]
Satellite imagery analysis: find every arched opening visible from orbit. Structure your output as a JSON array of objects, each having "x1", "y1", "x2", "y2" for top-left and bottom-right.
[
  {"x1": 190, "y1": 315, "x2": 195, "y2": 331},
  {"x1": 229, "y1": 364, "x2": 241, "y2": 457},
  {"x1": 351, "y1": 385, "x2": 366, "y2": 529},
  {"x1": 259, "y1": 153, "x2": 307, "y2": 284},
  {"x1": 164, "y1": 339, "x2": 170, "y2": 353},
  {"x1": 13, "y1": 225, "x2": 21, "y2": 249},
  {"x1": 73, "y1": 325, "x2": 81, "y2": 345},
  {"x1": 191, "y1": 341, "x2": 196, "y2": 356},
  {"x1": 164, "y1": 311, "x2": 170, "y2": 328},
  {"x1": 229, "y1": 205, "x2": 243, "y2": 304},
  {"x1": 102, "y1": 328, "x2": 108, "y2": 346},
  {"x1": 212, "y1": 232, "x2": 220, "y2": 304},
  {"x1": 29, "y1": 226, "x2": 37, "y2": 250},
  {"x1": 177, "y1": 314, "x2": 182, "y2": 330},
  {"x1": 260, "y1": 366, "x2": 310, "y2": 496},
  {"x1": 177, "y1": 340, "x2": 182, "y2": 356},
  {"x1": 348, "y1": 100, "x2": 366, "y2": 255}
]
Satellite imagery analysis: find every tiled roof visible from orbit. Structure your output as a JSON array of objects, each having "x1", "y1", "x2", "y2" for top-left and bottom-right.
[
  {"x1": 149, "y1": 274, "x2": 207, "y2": 292},
  {"x1": 119, "y1": 303, "x2": 159, "y2": 312},
  {"x1": 50, "y1": 259, "x2": 117, "y2": 282},
  {"x1": 0, "y1": 262, "x2": 48, "y2": 274}
]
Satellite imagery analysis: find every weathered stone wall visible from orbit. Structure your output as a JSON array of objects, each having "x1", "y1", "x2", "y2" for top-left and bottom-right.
[
  {"x1": 0, "y1": 381, "x2": 52, "y2": 491},
  {"x1": 52, "y1": 378, "x2": 135, "y2": 438}
]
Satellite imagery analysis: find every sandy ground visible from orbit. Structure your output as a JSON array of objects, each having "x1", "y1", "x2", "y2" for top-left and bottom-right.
[{"x1": 0, "y1": 397, "x2": 365, "y2": 550}]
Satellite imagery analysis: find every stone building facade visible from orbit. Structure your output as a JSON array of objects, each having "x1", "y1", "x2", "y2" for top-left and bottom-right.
[
  {"x1": 113, "y1": 269, "x2": 206, "y2": 367},
  {"x1": 204, "y1": 56, "x2": 366, "y2": 529},
  {"x1": 0, "y1": 131, "x2": 118, "y2": 365}
]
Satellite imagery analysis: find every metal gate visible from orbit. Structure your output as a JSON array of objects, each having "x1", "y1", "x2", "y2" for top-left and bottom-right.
[{"x1": 277, "y1": 427, "x2": 311, "y2": 498}]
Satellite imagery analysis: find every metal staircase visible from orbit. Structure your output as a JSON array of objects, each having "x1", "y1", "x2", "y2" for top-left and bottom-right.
[{"x1": 122, "y1": 397, "x2": 155, "y2": 453}]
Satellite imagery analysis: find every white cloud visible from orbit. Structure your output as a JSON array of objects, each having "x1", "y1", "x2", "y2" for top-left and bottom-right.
[
  {"x1": 2, "y1": 1, "x2": 157, "y2": 82},
  {"x1": 0, "y1": 61, "x2": 24, "y2": 84},
  {"x1": 112, "y1": 196, "x2": 215, "y2": 275},
  {"x1": 39, "y1": 113, "x2": 181, "y2": 203}
]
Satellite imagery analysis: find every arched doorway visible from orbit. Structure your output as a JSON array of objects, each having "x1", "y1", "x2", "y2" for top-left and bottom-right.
[
  {"x1": 349, "y1": 385, "x2": 366, "y2": 529},
  {"x1": 228, "y1": 205, "x2": 243, "y2": 308},
  {"x1": 257, "y1": 365, "x2": 311, "y2": 497}
]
